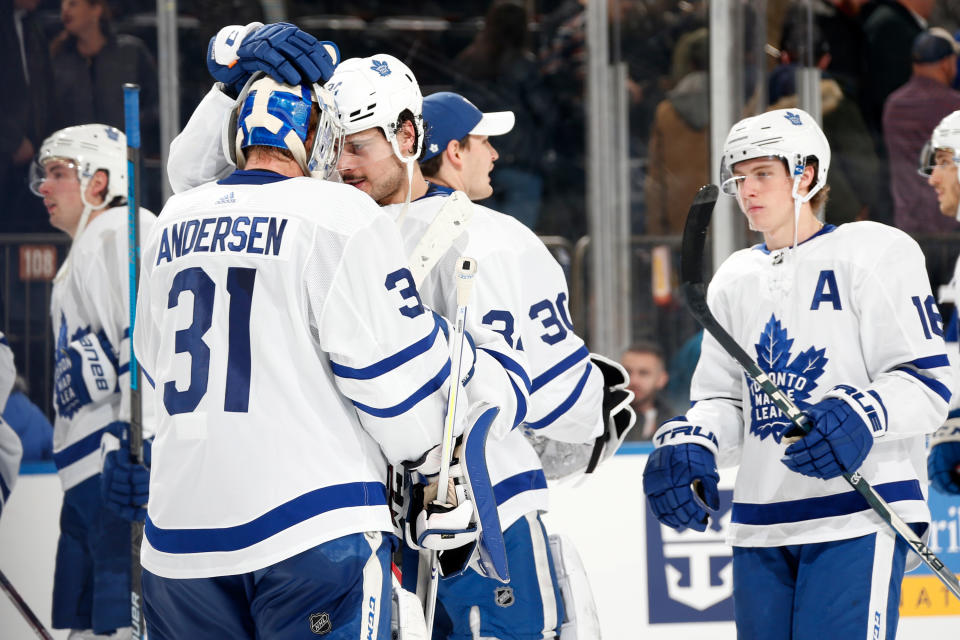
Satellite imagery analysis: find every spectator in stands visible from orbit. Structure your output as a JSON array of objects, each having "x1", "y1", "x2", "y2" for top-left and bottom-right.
[
  {"x1": 454, "y1": 0, "x2": 555, "y2": 230},
  {"x1": 862, "y1": 0, "x2": 932, "y2": 137},
  {"x1": 768, "y1": 21, "x2": 881, "y2": 224},
  {"x1": 2, "y1": 0, "x2": 54, "y2": 233},
  {"x1": 621, "y1": 341, "x2": 676, "y2": 440},
  {"x1": 3, "y1": 377, "x2": 53, "y2": 463},
  {"x1": 644, "y1": 27, "x2": 709, "y2": 235},
  {"x1": 884, "y1": 27, "x2": 960, "y2": 233},
  {"x1": 49, "y1": 0, "x2": 159, "y2": 207}
]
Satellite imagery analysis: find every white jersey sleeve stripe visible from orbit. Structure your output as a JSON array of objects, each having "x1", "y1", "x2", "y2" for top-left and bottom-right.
[
  {"x1": 525, "y1": 363, "x2": 593, "y2": 430},
  {"x1": 52, "y1": 424, "x2": 109, "y2": 470},
  {"x1": 478, "y1": 347, "x2": 532, "y2": 392},
  {"x1": 530, "y1": 345, "x2": 590, "y2": 393},
  {"x1": 330, "y1": 313, "x2": 448, "y2": 380},
  {"x1": 144, "y1": 480, "x2": 387, "y2": 554},
  {"x1": 892, "y1": 366, "x2": 952, "y2": 403},
  {"x1": 351, "y1": 361, "x2": 450, "y2": 418}
]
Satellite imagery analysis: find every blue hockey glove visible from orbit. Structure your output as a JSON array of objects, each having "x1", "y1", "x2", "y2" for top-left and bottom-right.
[
  {"x1": 782, "y1": 385, "x2": 885, "y2": 480},
  {"x1": 643, "y1": 418, "x2": 720, "y2": 532},
  {"x1": 100, "y1": 422, "x2": 152, "y2": 522},
  {"x1": 929, "y1": 417, "x2": 960, "y2": 495},
  {"x1": 207, "y1": 22, "x2": 340, "y2": 95},
  {"x1": 54, "y1": 328, "x2": 118, "y2": 419}
]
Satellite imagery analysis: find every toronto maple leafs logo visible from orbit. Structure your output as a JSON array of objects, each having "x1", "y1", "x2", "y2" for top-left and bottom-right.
[
  {"x1": 783, "y1": 111, "x2": 803, "y2": 126},
  {"x1": 749, "y1": 315, "x2": 827, "y2": 443},
  {"x1": 370, "y1": 59, "x2": 391, "y2": 76},
  {"x1": 104, "y1": 127, "x2": 119, "y2": 141}
]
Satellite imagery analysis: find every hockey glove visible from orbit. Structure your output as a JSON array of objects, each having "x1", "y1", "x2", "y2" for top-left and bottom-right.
[
  {"x1": 100, "y1": 422, "x2": 152, "y2": 522},
  {"x1": 782, "y1": 384, "x2": 885, "y2": 480},
  {"x1": 207, "y1": 22, "x2": 340, "y2": 96},
  {"x1": 643, "y1": 418, "x2": 720, "y2": 532},
  {"x1": 584, "y1": 353, "x2": 636, "y2": 474},
  {"x1": 929, "y1": 415, "x2": 960, "y2": 495},
  {"x1": 54, "y1": 328, "x2": 118, "y2": 419}
]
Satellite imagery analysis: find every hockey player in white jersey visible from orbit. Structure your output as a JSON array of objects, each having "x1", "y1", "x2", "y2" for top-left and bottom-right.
[
  {"x1": 0, "y1": 332, "x2": 23, "y2": 518},
  {"x1": 643, "y1": 108, "x2": 955, "y2": 639},
  {"x1": 30, "y1": 124, "x2": 156, "y2": 638},
  {"x1": 920, "y1": 109, "x2": 960, "y2": 496},
  {"x1": 134, "y1": 65, "x2": 477, "y2": 637}
]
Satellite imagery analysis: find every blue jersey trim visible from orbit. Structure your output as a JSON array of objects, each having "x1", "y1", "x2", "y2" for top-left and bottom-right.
[
  {"x1": 731, "y1": 480, "x2": 922, "y2": 525},
  {"x1": 946, "y1": 310, "x2": 959, "y2": 342},
  {"x1": 531, "y1": 346, "x2": 590, "y2": 393},
  {"x1": 144, "y1": 481, "x2": 387, "y2": 554},
  {"x1": 752, "y1": 224, "x2": 836, "y2": 254},
  {"x1": 141, "y1": 365, "x2": 156, "y2": 389},
  {"x1": 218, "y1": 169, "x2": 291, "y2": 185},
  {"x1": 493, "y1": 469, "x2": 548, "y2": 506},
  {"x1": 524, "y1": 362, "x2": 592, "y2": 430},
  {"x1": 508, "y1": 374, "x2": 527, "y2": 427},
  {"x1": 331, "y1": 315, "x2": 444, "y2": 380},
  {"x1": 478, "y1": 348, "x2": 532, "y2": 392},
  {"x1": 53, "y1": 426, "x2": 108, "y2": 470},
  {"x1": 905, "y1": 354, "x2": 950, "y2": 369},
  {"x1": 0, "y1": 336, "x2": 8, "y2": 347},
  {"x1": 352, "y1": 361, "x2": 450, "y2": 418},
  {"x1": 118, "y1": 362, "x2": 130, "y2": 376},
  {"x1": 894, "y1": 366, "x2": 952, "y2": 404},
  {"x1": 418, "y1": 183, "x2": 456, "y2": 200}
]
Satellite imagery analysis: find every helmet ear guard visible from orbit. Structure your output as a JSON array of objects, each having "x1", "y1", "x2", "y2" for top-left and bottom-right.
[{"x1": 31, "y1": 124, "x2": 128, "y2": 207}]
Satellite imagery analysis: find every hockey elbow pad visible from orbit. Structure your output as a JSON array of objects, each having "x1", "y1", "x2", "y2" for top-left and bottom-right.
[{"x1": 54, "y1": 328, "x2": 119, "y2": 419}]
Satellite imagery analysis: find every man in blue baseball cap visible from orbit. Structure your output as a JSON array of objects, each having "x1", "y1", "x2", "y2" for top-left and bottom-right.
[{"x1": 420, "y1": 91, "x2": 515, "y2": 200}]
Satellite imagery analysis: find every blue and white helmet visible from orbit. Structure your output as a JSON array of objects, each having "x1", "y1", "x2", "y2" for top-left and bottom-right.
[
  {"x1": 720, "y1": 108, "x2": 830, "y2": 204},
  {"x1": 223, "y1": 73, "x2": 343, "y2": 179}
]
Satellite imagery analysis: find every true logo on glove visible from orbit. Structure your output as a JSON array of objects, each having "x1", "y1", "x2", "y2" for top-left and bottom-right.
[{"x1": 655, "y1": 424, "x2": 718, "y2": 448}]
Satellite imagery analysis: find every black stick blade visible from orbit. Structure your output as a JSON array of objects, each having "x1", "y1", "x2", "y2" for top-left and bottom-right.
[{"x1": 680, "y1": 184, "x2": 719, "y2": 286}]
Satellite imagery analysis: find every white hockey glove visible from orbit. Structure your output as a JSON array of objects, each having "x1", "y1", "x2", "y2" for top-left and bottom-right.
[
  {"x1": 584, "y1": 353, "x2": 636, "y2": 474},
  {"x1": 390, "y1": 573, "x2": 428, "y2": 640},
  {"x1": 54, "y1": 328, "x2": 118, "y2": 419}
]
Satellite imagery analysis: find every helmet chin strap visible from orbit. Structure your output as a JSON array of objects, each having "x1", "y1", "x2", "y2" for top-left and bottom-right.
[
  {"x1": 55, "y1": 186, "x2": 103, "y2": 283},
  {"x1": 387, "y1": 125, "x2": 421, "y2": 226}
]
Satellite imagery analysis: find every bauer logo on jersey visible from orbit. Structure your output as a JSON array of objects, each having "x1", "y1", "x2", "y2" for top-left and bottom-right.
[
  {"x1": 750, "y1": 314, "x2": 828, "y2": 443},
  {"x1": 645, "y1": 488, "x2": 734, "y2": 623}
]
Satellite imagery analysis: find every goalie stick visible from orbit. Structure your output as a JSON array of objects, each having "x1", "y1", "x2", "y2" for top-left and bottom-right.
[
  {"x1": 123, "y1": 83, "x2": 146, "y2": 639},
  {"x1": 679, "y1": 184, "x2": 960, "y2": 601},
  {"x1": 423, "y1": 257, "x2": 478, "y2": 637}
]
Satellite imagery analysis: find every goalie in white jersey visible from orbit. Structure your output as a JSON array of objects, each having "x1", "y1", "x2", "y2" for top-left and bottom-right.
[
  {"x1": 643, "y1": 108, "x2": 955, "y2": 639},
  {"x1": 31, "y1": 124, "x2": 157, "y2": 638},
  {"x1": 920, "y1": 109, "x2": 960, "y2": 497},
  {"x1": 135, "y1": 61, "x2": 479, "y2": 636}
]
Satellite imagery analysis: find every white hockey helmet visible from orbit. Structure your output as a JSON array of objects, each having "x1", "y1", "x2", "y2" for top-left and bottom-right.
[
  {"x1": 223, "y1": 73, "x2": 344, "y2": 180},
  {"x1": 30, "y1": 124, "x2": 127, "y2": 206},
  {"x1": 919, "y1": 109, "x2": 960, "y2": 179},
  {"x1": 720, "y1": 108, "x2": 830, "y2": 204},
  {"x1": 324, "y1": 54, "x2": 424, "y2": 163}
]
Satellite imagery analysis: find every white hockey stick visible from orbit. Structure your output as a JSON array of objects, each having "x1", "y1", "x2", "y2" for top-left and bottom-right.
[
  {"x1": 423, "y1": 257, "x2": 478, "y2": 636},
  {"x1": 409, "y1": 191, "x2": 474, "y2": 287},
  {"x1": 680, "y1": 185, "x2": 960, "y2": 602}
]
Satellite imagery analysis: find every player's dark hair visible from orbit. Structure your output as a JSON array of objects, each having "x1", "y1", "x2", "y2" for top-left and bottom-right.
[
  {"x1": 420, "y1": 133, "x2": 471, "y2": 178},
  {"x1": 396, "y1": 109, "x2": 424, "y2": 161},
  {"x1": 623, "y1": 340, "x2": 666, "y2": 365},
  {"x1": 91, "y1": 168, "x2": 126, "y2": 208}
]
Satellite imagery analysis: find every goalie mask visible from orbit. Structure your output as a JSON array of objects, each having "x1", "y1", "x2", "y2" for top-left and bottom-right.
[
  {"x1": 324, "y1": 54, "x2": 425, "y2": 165},
  {"x1": 223, "y1": 72, "x2": 343, "y2": 180},
  {"x1": 720, "y1": 108, "x2": 830, "y2": 207}
]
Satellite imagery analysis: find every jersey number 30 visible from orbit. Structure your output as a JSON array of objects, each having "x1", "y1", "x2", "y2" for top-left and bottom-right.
[{"x1": 164, "y1": 266, "x2": 256, "y2": 415}]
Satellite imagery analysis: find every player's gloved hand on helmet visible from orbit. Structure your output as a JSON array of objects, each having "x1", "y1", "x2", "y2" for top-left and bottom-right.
[
  {"x1": 207, "y1": 22, "x2": 340, "y2": 96},
  {"x1": 643, "y1": 418, "x2": 720, "y2": 532},
  {"x1": 782, "y1": 384, "x2": 886, "y2": 480},
  {"x1": 929, "y1": 415, "x2": 960, "y2": 495},
  {"x1": 100, "y1": 422, "x2": 152, "y2": 522},
  {"x1": 54, "y1": 328, "x2": 118, "y2": 420},
  {"x1": 584, "y1": 353, "x2": 636, "y2": 474}
]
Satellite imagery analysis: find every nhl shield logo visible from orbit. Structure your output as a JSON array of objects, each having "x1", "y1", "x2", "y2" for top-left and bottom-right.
[
  {"x1": 309, "y1": 612, "x2": 331, "y2": 635},
  {"x1": 494, "y1": 586, "x2": 515, "y2": 607}
]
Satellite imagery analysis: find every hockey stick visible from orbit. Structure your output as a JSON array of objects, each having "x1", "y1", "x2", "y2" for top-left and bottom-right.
[
  {"x1": 0, "y1": 568, "x2": 54, "y2": 640},
  {"x1": 123, "y1": 83, "x2": 146, "y2": 639},
  {"x1": 409, "y1": 190, "x2": 474, "y2": 287},
  {"x1": 679, "y1": 184, "x2": 960, "y2": 601},
  {"x1": 423, "y1": 257, "x2": 478, "y2": 637}
]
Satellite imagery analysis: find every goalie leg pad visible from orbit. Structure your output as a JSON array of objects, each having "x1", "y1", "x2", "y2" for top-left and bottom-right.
[{"x1": 548, "y1": 534, "x2": 601, "y2": 640}]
